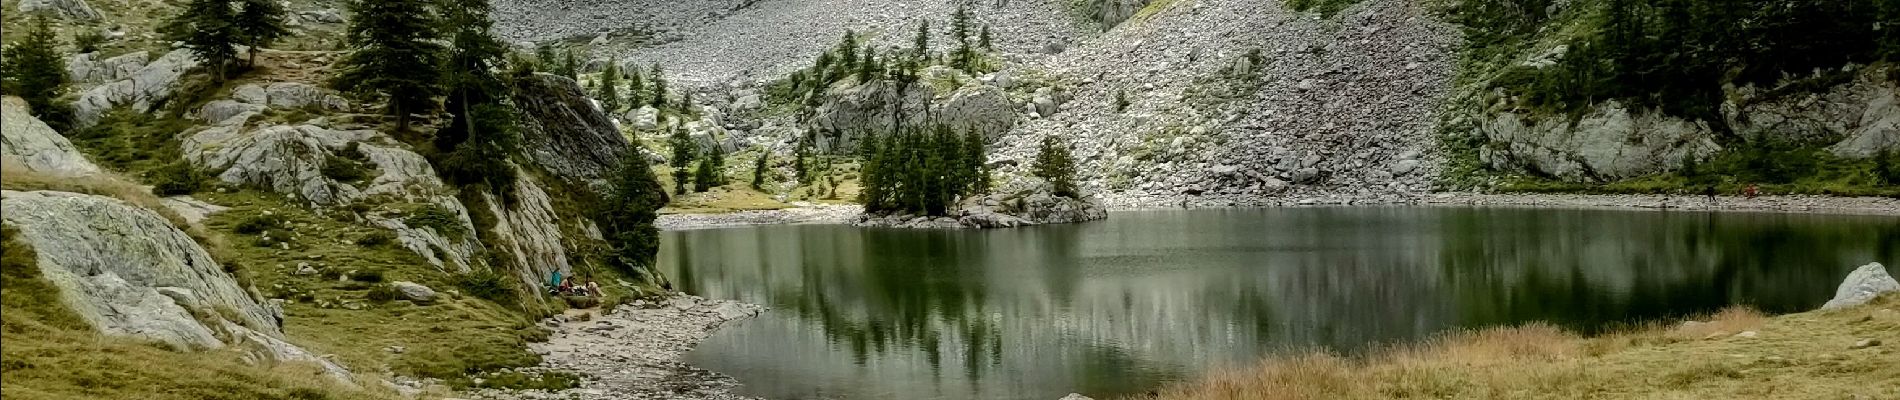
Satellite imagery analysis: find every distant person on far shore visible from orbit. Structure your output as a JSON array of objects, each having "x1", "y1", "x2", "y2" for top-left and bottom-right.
[
  {"x1": 1745, "y1": 183, "x2": 1760, "y2": 199},
  {"x1": 1704, "y1": 186, "x2": 1717, "y2": 205}
]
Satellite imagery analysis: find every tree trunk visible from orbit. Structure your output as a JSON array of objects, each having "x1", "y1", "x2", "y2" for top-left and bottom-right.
[{"x1": 393, "y1": 100, "x2": 410, "y2": 132}]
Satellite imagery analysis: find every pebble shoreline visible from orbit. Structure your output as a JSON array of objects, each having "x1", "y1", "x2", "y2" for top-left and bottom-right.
[{"x1": 472, "y1": 295, "x2": 767, "y2": 400}]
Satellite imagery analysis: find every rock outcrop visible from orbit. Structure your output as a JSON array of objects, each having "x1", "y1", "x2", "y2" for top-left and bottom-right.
[
  {"x1": 72, "y1": 49, "x2": 200, "y2": 128},
  {"x1": 1726, "y1": 68, "x2": 1900, "y2": 159},
  {"x1": 514, "y1": 74, "x2": 635, "y2": 181},
  {"x1": 811, "y1": 79, "x2": 933, "y2": 151},
  {"x1": 0, "y1": 190, "x2": 350, "y2": 382},
  {"x1": 182, "y1": 93, "x2": 483, "y2": 271},
  {"x1": 2, "y1": 96, "x2": 102, "y2": 175},
  {"x1": 17, "y1": 0, "x2": 102, "y2": 21},
  {"x1": 67, "y1": 51, "x2": 151, "y2": 84},
  {"x1": 1822, "y1": 262, "x2": 1899, "y2": 311},
  {"x1": 1478, "y1": 100, "x2": 1722, "y2": 182}
]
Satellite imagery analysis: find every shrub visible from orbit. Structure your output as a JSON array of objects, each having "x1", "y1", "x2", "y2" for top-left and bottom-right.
[
  {"x1": 233, "y1": 214, "x2": 287, "y2": 234},
  {"x1": 365, "y1": 284, "x2": 399, "y2": 303},
  {"x1": 405, "y1": 205, "x2": 465, "y2": 237},
  {"x1": 350, "y1": 269, "x2": 385, "y2": 283},
  {"x1": 73, "y1": 31, "x2": 108, "y2": 53},
  {"x1": 455, "y1": 269, "x2": 515, "y2": 303},
  {"x1": 149, "y1": 161, "x2": 207, "y2": 196},
  {"x1": 354, "y1": 231, "x2": 395, "y2": 248},
  {"x1": 320, "y1": 154, "x2": 369, "y2": 183}
]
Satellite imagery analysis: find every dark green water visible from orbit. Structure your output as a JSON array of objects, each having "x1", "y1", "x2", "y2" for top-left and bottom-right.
[{"x1": 657, "y1": 207, "x2": 1900, "y2": 400}]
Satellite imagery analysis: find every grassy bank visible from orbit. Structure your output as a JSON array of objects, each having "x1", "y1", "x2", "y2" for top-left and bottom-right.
[{"x1": 1145, "y1": 295, "x2": 1898, "y2": 400}]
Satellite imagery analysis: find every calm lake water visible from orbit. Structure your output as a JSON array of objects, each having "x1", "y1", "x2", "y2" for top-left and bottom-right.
[{"x1": 657, "y1": 207, "x2": 1900, "y2": 400}]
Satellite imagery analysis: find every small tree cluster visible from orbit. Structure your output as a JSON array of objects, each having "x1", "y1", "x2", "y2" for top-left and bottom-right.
[
  {"x1": 1031, "y1": 135, "x2": 1079, "y2": 198},
  {"x1": 669, "y1": 130, "x2": 696, "y2": 194},
  {"x1": 0, "y1": 17, "x2": 71, "y2": 128},
  {"x1": 333, "y1": 0, "x2": 444, "y2": 132},
  {"x1": 858, "y1": 125, "x2": 989, "y2": 216},
  {"x1": 163, "y1": 0, "x2": 288, "y2": 82},
  {"x1": 692, "y1": 146, "x2": 725, "y2": 192},
  {"x1": 597, "y1": 146, "x2": 668, "y2": 278}
]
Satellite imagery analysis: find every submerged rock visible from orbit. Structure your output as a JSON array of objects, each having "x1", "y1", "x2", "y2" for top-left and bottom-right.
[{"x1": 1822, "y1": 262, "x2": 1899, "y2": 311}]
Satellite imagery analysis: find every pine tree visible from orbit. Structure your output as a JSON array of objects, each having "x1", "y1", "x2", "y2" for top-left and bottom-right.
[
  {"x1": 0, "y1": 16, "x2": 68, "y2": 123},
  {"x1": 560, "y1": 49, "x2": 579, "y2": 80},
  {"x1": 170, "y1": 0, "x2": 241, "y2": 82},
  {"x1": 335, "y1": 0, "x2": 443, "y2": 132},
  {"x1": 692, "y1": 158, "x2": 716, "y2": 192},
  {"x1": 750, "y1": 153, "x2": 769, "y2": 190},
  {"x1": 856, "y1": 132, "x2": 883, "y2": 206},
  {"x1": 964, "y1": 129, "x2": 988, "y2": 194},
  {"x1": 707, "y1": 145, "x2": 727, "y2": 185},
  {"x1": 950, "y1": 5, "x2": 974, "y2": 71},
  {"x1": 598, "y1": 61, "x2": 622, "y2": 112},
  {"x1": 535, "y1": 44, "x2": 556, "y2": 70},
  {"x1": 626, "y1": 68, "x2": 645, "y2": 108},
  {"x1": 794, "y1": 137, "x2": 812, "y2": 185},
  {"x1": 835, "y1": 30, "x2": 858, "y2": 78},
  {"x1": 914, "y1": 21, "x2": 931, "y2": 58},
  {"x1": 437, "y1": 0, "x2": 510, "y2": 152},
  {"x1": 858, "y1": 46, "x2": 879, "y2": 81},
  {"x1": 649, "y1": 64, "x2": 669, "y2": 109},
  {"x1": 233, "y1": 0, "x2": 289, "y2": 66},
  {"x1": 599, "y1": 146, "x2": 668, "y2": 276},
  {"x1": 979, "y1": 25, "x2": 993, "y2": 50},
  {"x1": 668, "y1": 129, "x2": 696, "y2": 195},
  {"x1": 1032, "y1": 135, "x2": 1079, "y2": 198}
]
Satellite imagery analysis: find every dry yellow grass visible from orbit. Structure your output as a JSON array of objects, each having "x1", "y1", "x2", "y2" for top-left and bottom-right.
[{"x1": 1147, "y1": 299, "x2": 1898, "y2": 400}]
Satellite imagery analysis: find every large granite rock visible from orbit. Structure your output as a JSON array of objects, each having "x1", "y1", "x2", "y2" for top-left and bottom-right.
[
  {"x1": 17, "y1": 0, "x2": 102, "y2": 21},
  {"x1": 513, "y1": 73, "x2": 633, "y2": 181},
  {"x1": 811, "y1": 79, "x2": 933, "y2": 151},
  {"x1": 481, "y1": 170, "x2": 577, "y2": 290},
  {"x1": 67, "y1": 51, "x2": 151, "y2": 84},
  {"x1": 72, "y1": 49, "x2": 199, "y2": 128},
  {"x1": 1726, "y1": 70, "x2": 1900, "y2": 159},
  {"x1": 1479, "y1": 100, "x2": 1722, "y2": 182},
  {"x1": 937, "y1": 83, "x2": 1017, "y2": 140},
  {"x1": 0, "y1": 190, "x2": 350, "y2": 382},
  {"x1": 1822, "y1": 262, "x2": 1899, "y2": 311},
  {"x1": 1, "y1": 96, "x2": 101, "y2": 175}
]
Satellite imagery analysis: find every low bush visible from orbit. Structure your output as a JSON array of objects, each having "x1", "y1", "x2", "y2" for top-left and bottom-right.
[
  {"x1": 349, "y1": 269, "x2": 385, "y2": 283},
  {"x1": 455, "y1": 269, "x2": 516, "y2": 303},
  {"x1": 234, "y1": 214, "x2": 287, "y2": 235},
  {"x1": 365, "y1": 283, "x2": 400, "y2": 303},
  {"x1": 354, "y1": 231, "x2": 395, "y2": 248},
  {"x1": 149, "y1": 161, "x2": 207, "y2": 196},
  {"x1": 405, "y1": 205, "x2": 465, "y2": 237}
]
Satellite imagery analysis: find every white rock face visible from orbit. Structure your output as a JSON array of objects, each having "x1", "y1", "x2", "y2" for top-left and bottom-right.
[
  {"x1": 67, "y1": 51, "x2": 151, "y2": 84},
  {"x1": 390, "y1": 281, "x2": 437, "y2": 303},
  {"x1": 481, "y1": 170, "x2": 575, "y2": 291},
  {"x1": 1822, "y1": 262, "x2": 1899, "y2": 311},
  {"x1": 72, "y1": 49, "x2": 200, "y2": 128},
  {"x1": 17, "y1": 0, "x2": 102, "y2": 21},
  {"x1": 1480, "y1": 100, "x2": 1722, "y2": 182},
  {"x1": 2, "y1": 190, "x2": 351, "y2": 383},
  {"x1": 1, "y1": 96, "x2": 101, "y2": 175},
  {"x1": 1724, "y1": 71, "x2": 1900, "y2": 159}
]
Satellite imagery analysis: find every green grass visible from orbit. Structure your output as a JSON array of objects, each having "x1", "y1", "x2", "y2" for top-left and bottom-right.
[
  {"x1": 1286, "y1": 0, "x2": 1363, "y2": 18},
  {"x1": 3, "y1": 225, "x2": 406, "y2": 400},
  {"x1": 193, "y1": 191, "x2": 553, "y2": 385}
]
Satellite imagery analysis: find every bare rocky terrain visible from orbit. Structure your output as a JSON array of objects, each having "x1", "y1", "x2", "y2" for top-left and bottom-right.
[{"x1": 472, "y1": 296, "x2": 767, "y2": 400}]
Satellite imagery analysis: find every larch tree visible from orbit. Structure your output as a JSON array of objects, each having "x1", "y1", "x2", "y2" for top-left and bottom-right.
[
  {"x1": 669, "y1": 129, "x2": 696, "y2": 194},
  {"x1": 334, "y1": 0, "x2": 444, "y2": 132},
  {"x1": 234, "y1": 0, "x2": 289, "y2": 66},
  {"x1": 1032, "y1": 135, "x2": 1079, "y2": 198},
  {"x1": 0, "y1": 16, "x2": 69, "y2": 123},
  {"x1": 170, "y1": 0, "x2": 241, "y2": 82},
  {"x1": 598, "y1": 145, "x2": 668, "y2": 278},
  {"x1": 598, "y1": 61, "x2": 622, "y2": 112}
]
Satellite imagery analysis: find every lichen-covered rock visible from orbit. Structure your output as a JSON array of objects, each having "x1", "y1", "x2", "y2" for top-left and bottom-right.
[
  {"x1": 390, "y1": 281, "x2": 437, "y2": 303},
  {"x1": 481, "y1": 170, "x2": 575, "y2": 290},
  {"x1": 0, "y1": 190, "x2": 352, "y2": 383},
  {"x1": 1822, "y1": 262, "x2": 1899, "y2": 311},
  {"x1": 1479, "y1": 100, "x2": 1722, "y2": 182},
  {"x1": 1725, "y1": 70, "x2": 1899, "y2": 159},
  {"x1": 17, "y1": 0, "x2": 102, "y2": 21},
  {"x1": 513, "y1": 73, "x2": 633, "y2": 181},
  {"x1": 2, "y1": 96, "x2": 101, "y2": 175},
  {"x1": 67, "y1": 51, "x2": 151, "y2": 84},
  {"x1": 937, "y1": 84, "x2": 1017, "y2": 140},
  {"x1": 72, "y1": 49, "x2": 199, "y2": 128},
  {"x1": 811, "y1": 79, "x2": 932, "y2": 151}
]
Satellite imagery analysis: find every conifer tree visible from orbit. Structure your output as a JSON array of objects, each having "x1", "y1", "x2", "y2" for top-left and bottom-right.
[
  {"x1": 979, "y1": 25, "x2": 993, "y2": 50},
  {"x1": 234, "y1": 0, "x2": 289, "y2": 66},
  {"x1": 794, "y1": 136, "x2": 813, "y2": 185},
  {"x1": 950, "y1": 5, "x2": 974, "y2": 71},
  {"x1": 858, "y1": 46, "x2": 879, "y2": 81},
  {"x1": 437, "y1": 0, "x2": 510, "y2": 152},
  {"x1": 170, "y1": 0, "x2": 241, "y2": 82},
  {"x1": 649, "y1": 64, "x2": 669, "y2": 109},
  {"x1": 598, "y1": 61, "x2": 622, "y2": 112},
  {"x1": 335, "y1": 0, "x2": 443, "y2": 132},
  {"x1": 914, "y1": 21, "x2": 931, "y2": 58},
  {"x1": 560, "y1": 49, "x2": 579, "y2": 80},
  {"x1": 535, "y1": 44, "x2": 556, "y2": 70},
  {"x1": 751, "y1": 153, "x2": 769, "y2": 190},
  {"x1": 0, "y1": 16, "x2": 68, "y2": 123},
  {"x1": 708, "y1": 145, "x2": 727, "y2": 185},
  {"x1": 856, "y1": 132, "x2": 883, "y2": 206},
  {"x1": 693, "y1": 158, "x2": 717, "y2": 192},
  {"x1": 964, "y1": 129, "x2": 988, "y2": 194},
  {"x1": 835, "y1": 30, "x2": 858, "y2": 77},
  {"x1": 626, "y1": 68, "x2": 645, "y2": 108},
  {"x1": 669, "y1": 129, "x2": 696, "y2": 195},
  {"x1": 599, "y1": 145, "x2": 667, "y2": 276},
  {"x1": 1032, "y1": 135, "x2": 1079, "y2": 198}
]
